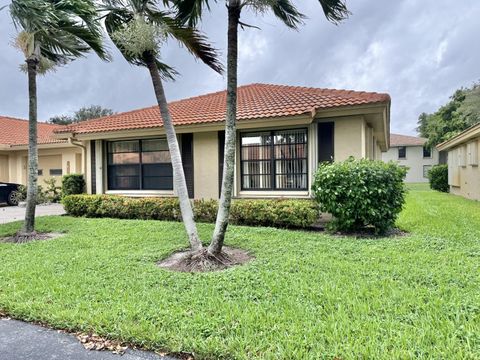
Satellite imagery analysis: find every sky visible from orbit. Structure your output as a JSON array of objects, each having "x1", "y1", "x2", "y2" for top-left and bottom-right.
[{"x1": 0, "y1": 0, "x2": 479, "y2": 135}]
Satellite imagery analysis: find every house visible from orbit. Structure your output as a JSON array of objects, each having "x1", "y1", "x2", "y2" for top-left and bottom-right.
[
  {"x1": 382, "y1": 133, "x2": 438, "y2": 183},
  {"x1": 0, "y1": 116, "x2": 83, "y2": 186},
  {"x1": 53, "y1": 84, "x2": 391, "y2": 199},
  {"x1": 437, "y1": 123, "x2": 480, "y2": 200}
]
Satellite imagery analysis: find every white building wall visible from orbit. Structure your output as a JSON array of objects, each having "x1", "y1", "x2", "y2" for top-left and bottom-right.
[{"x1": 382, "y1": 145, "x2": 439, "y2": 183}]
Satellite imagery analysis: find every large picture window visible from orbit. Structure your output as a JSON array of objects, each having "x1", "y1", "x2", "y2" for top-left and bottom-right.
[
  {"x1": 107, "y1": 139, "x2": 173, "y2": 190},
  {"x1": 240, "y1": 129, "x2": 308, "y2": 190}
]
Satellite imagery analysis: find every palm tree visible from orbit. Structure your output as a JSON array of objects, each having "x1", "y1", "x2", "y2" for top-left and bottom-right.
[
  {"x1": 101, "y1": 0, "x2": 223, "y2": 252},
  {"x1": 172, "y1": 0, "x2": 350, "y2": 256},
  {"x1": 9, "y1": 0, "x2": 109, "y2": 241}
]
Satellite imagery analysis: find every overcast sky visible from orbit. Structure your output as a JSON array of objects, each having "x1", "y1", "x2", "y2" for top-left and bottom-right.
[{"x1": 1, "y1": 0, "x2": 479, "y2": 135}]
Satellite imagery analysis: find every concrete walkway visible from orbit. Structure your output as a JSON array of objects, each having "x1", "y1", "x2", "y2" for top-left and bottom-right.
[
  {"x1": 0, "y1": 203, "x2": 66, "y2": 224},
  {"x1": 0, "y1": 318, "x2": 175, "y2": 360}
]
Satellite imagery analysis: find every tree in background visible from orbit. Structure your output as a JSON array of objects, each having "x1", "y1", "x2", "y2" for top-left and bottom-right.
[
  {"x1": 173, "y1": 0, "x2": 350, "y2": 263},
  {"x1": 9, "y1": 0, "x2": 109, "y2": 241},
  {"x1": 101, "y1": 0, "x2": 223, "y2": 252},
  {"x1": 49, "y1": 105, "x2": 115, "y2": 125},
  {"x1": 418, "y1": 82, "x2": 480, "y2": 146}
]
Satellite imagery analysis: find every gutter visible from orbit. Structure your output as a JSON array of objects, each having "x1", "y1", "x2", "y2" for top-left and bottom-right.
[{"x1": 68, "y1": 137, "x2": 87, "y2": 175}]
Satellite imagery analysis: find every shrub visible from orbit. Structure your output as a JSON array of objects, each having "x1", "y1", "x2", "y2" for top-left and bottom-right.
[
  {"x1": 62, "y1": 195, "x2": 319, "y2": 229},
  {"x1": 312, "y1": 158, "x2": 407, "y2": 234},
  {"x1": 43, "y1": 178, "x2": 62, "y2": 203},
  {"x1": 62, "y1": 174, "x2": 86, "y2": 196},
  {"x1": 428, "y1": 164, "x2": 449, "y2": 193},
  {"x1": 15, "y1": 184, "x2": 49, "y2": 204}
]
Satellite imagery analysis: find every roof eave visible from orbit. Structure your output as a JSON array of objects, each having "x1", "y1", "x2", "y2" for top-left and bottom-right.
[{"x1": 437, "y1": 123, "x2": 480, "y2": 151}]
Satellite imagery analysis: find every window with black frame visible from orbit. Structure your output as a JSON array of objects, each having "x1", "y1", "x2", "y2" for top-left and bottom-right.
[
  {"x1": 423, "y1": 146, "x2": 432, "y2": 158},
  {"x1": 107, "y1": 139, "x2": 172, "y2": 190},
  {"x1": 240, "y1": 129, "x2": 308, "y2": 190}
]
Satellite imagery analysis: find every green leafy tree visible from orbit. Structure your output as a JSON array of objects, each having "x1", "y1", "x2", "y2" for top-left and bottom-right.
[
  {"x1": 171, "y1": 0, "x2": 350, "y2": 261},
  {"x1": 418, "y1": 82, "x2": 480, "y2": 146},
  {"x1": 49, "y1": 105, "x2": 115, "y2": 125},
  {"x1": 101, "y1": 0, "x2": 223, "y2": 252},
  {"x1": 8, "y1": 0, "x2": 109, "y2": 240}
]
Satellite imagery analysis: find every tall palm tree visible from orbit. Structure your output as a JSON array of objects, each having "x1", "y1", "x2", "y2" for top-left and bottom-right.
[
  {"x1": 9, "y1": 0, "x2": 109, "y2": 241},
  {"x1": 101, "y1": 0, "x2": 223, "y2": 251},
  {"x1": 171, "y1": 0, "x2": 350, "y2": 256}
]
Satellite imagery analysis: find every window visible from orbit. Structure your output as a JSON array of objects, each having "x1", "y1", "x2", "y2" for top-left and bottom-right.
[
  {"x1": 423, "y1": 165, "x2": 432, "y2": 178},
  {"x1": 423, "y1": 146, "x2": 432, "y2": 158},
  {"x1": 107, "y1": 139, "x2": 172, "y2": 190},
  {"x1": 49, "y1": 169, "x2": 62, "y2": 176},
  {"x1": 38, "y1": 169, "x2": 43, "y2": 176},
  {"x1": 398, "y1": 146, "x2": 406, "y2": 159},
  {"x1": 240, "y1": 129, "x2": 308, "y2": 190}
]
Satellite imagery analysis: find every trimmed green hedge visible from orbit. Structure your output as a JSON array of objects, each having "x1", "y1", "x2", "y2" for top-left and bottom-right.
[
  {"x1": 62, "y1": 195, "x2": 319, "y2": 229},
  {"x1": 312, "y1": 158, "x2": 407, "y2": 234},
  {"x1": 428, "y1": 164, "x2": 449, "y2": 192}
]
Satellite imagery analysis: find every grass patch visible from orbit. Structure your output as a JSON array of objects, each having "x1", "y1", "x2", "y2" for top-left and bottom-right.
[{"x1": 1, "y1": 189, "x2": 479, "y2": 359}]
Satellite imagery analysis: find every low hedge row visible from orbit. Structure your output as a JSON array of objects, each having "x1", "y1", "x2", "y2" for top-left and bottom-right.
[{"x1": 62, "y1": 195, "x2": 320, "y2": 229}]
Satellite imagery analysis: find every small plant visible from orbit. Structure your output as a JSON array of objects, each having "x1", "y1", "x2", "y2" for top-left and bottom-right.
[
  {"x1": 312, "y1": 158, "x2": 407, "y2": 234},
  {"x1": 15, "y1": 184, "x2": 48, "y2": 205},
  {"x1": 44, "y1": 178, "x2": 62, "y2": 203},
  {"x1": 428, "y1": 164, "x2": 449, "y2": 193},
  {"x1": 62, "y1": 174, "x2": 86, "y2": 196}
]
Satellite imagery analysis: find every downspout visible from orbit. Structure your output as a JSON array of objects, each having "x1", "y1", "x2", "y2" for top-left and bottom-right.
[{"x1": 68, "y1": 137, "x2": 87, "y2": 176}]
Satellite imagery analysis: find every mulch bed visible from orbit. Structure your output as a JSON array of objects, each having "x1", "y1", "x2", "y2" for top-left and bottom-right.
[
  {"x1": 157, "y1": 246, "x2": 254, "y2": 273},
  {"x1": 0, "y1": 232, "x2": 64, "y2": 244}
]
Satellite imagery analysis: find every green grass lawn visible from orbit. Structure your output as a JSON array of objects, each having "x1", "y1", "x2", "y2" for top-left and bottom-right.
[{"x1": 1, "y1": 189, "x2": 479, "y2": 359}]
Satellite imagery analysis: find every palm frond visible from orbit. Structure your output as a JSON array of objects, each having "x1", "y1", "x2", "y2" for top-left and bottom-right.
[
  {"x1": 146, "y1": 10, "x2": 223, "y2": 73},
  {"x1": 9, "y1": 0, "x2": 110, "y2": 66},
  {"x1": 102, "y1": 0, "x2": 222, "y2": 77},
  {"x1": 318, "y1": 0, "x2": 350, "y2": 24}
]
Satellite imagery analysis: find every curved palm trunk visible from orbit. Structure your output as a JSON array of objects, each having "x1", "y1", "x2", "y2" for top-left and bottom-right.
[
  {"x1": 208, "y1": 1, "x2": 240, "y2": 255},
  {"x1": 145, "y1": 54, "x2": 202, "y2": 252},
  {"x1": 22, "y1": 57, "x2": 39, "y2": 235}
]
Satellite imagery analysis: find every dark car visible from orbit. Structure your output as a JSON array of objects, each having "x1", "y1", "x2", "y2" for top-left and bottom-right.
[{"x1": 0, "y1": 182, "x2": 20, "y2": 206}]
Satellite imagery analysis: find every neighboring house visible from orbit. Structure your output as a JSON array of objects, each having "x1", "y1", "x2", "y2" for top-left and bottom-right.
[
  {"x1": 437, "y1": 123, "x2": 480, "y2": 200},
  {"x1": 382, "y1": 133, "x2": 439, "y2": 183},
  {"x1": 0, "y1": 116, "x2": 83, "y2": 185},
  {"x1": 54, "y1": 83, "x2": 391, "y2": 199}
]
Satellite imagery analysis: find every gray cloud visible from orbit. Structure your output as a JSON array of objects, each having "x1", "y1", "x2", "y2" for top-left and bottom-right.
[{"x1": 1, "y1": 0, "x2": 479, "y2": 135}]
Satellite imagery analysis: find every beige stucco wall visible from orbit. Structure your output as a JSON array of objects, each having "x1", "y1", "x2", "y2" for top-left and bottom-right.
[
  {"x1": 193, "y1": 132, "x2": 219, "y2": 199},
  {"x1": 448, "y1": 138, "x2": 480, "y2": 200},
  {"x1": 333, "y1": 116, "x2": 365, "y2": 161},
  {"x1": 0, "y1": 154, "x2": 9, "y2": 182},
  {"x1": 83, "y1": 115, "x2": 386, "y2": 199},
  {"x1": 0, "y1": 146, "x2": 82, "y2": 186},
  {"x1": 382, "y1": 145, "x2": 439, "y2": 183}
]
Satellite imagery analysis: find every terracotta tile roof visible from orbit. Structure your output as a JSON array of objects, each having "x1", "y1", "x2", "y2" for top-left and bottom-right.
[
  {"x1": 390, "y1": 133, "x2": 427, "y2": 147},
  {"x1": 55, "y1": 83, "x2": 390, "y2": 135},
  {"x1": 0, "y1": 116, "x2": 66, "y2": 147}
]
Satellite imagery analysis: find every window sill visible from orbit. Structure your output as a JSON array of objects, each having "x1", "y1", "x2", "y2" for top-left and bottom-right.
[
  {"x1": 105, "y1": 190, "x2": 175, "y2": 197},
  {"x1": 237, "y1": 190, "x2": 310, "y2": 199}
]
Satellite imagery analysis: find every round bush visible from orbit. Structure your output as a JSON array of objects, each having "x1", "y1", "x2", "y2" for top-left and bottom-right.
[
  {"x1": 427, "y1": 164, "x2": 449, "y2": 192},
  {"x1": 312, "y1": 158, "x2": 407, "y2": 234},
  {"x1": 62, "y1": 174, "x2": 86, "y2": 196}
]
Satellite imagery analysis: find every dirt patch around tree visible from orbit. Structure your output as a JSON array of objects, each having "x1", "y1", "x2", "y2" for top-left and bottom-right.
[
  {"x1": 157, "y1": 246, "x2": 254, "y2": 273},
  {"x1": 0, "y1": 232, "x2": 64, "y2": 244}
]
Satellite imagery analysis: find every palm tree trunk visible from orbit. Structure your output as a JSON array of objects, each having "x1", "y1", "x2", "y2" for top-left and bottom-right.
[
  {"x1": 144, "y1": 53, "x2": 202, "y2": 252},
  {"x1": 208, "y1": 1, "x2": 240, "y2": 255},
  {"x1": 22, "y1": 58, "x2": 39, "y2": 235}
]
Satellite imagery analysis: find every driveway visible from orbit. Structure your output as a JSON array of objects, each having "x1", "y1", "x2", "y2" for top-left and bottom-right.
[
  {"x1": 0, "y1": 203, "x2": 66, "y2": 224},
  {"x1": 0, "y1": 318, "x2": 175, "y2": 360}
]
